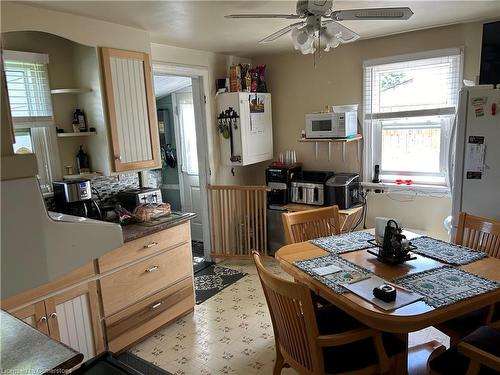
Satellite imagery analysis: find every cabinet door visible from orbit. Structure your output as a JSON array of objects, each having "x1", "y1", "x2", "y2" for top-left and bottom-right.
[
  {"x1": 101, "y1": 47, "x2": 160, "y2": 172},
  {"x1": 10, "y1": 301, "x2": 49, "y2": 335},
  {"x1": 45, "y1": 281, "x2": 104, "y2": 361}
]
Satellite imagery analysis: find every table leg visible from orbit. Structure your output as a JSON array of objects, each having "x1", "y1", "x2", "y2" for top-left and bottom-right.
[{"x1": 390, "y1": 333, "x2": 408, "y2": 375}]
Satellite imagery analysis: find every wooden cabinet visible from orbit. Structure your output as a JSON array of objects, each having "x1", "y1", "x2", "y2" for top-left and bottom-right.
[
  {"x1": 9, "y1": 281, "x2": 104, "y2": 362},
  {"x1": 11, "y1": 301, "x2": 50, "y2": 335},
  {"x1": 98, "y1": 222, "x2": 195, "y2": 351},
  {"x1": 100, "y1": 47, "x2": 160, "y2": 172}
]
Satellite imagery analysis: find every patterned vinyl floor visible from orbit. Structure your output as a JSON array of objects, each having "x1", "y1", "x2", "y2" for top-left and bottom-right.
[{"x1": 131, "y1": 259, "x2": 448, "y2": 375}]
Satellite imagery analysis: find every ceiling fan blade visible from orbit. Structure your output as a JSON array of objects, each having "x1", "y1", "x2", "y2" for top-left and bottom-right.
[
  {"x1": 331, "y1": 7, "x2": 414, "y2": 21},
  {"x1": 225, "y1": 14, "x2": 302, "y2": 19},
  {"x1": 259, "y1": 22, "x2": 305, "y2": 43},
  {"x1": 323, "y1": 21, "x2": 360, "y2": 43}
]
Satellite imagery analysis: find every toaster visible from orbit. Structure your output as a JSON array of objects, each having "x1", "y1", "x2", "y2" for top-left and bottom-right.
[{"x1": 117, "y1": 187, "x2": 162, "y2": 211}]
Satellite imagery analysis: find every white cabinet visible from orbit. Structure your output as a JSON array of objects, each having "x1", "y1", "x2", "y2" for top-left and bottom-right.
[
  {"x1": 100, "y1": 48, "x2": 160, "y2": 172},
  {"x1": 217, "y1": 92, "x2": 273, "y2": 166}
]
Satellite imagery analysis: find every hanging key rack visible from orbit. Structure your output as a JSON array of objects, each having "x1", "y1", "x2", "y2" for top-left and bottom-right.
[{"x1": 217, "y1": 107, "x2": 241, "y2": 163}]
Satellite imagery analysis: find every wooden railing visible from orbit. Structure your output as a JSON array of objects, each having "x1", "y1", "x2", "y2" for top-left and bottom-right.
[{"x1": 208, "y1": 185, "x2": 268, "y2": 259}]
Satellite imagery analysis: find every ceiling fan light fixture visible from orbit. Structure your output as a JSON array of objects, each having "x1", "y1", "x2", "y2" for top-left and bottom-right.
[{"x1": 291, "y1": 27, "x2": 316, "y2": 54}]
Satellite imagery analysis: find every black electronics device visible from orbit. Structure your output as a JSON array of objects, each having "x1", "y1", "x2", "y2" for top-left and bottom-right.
[
  {"x1": 373, "y1": 284, "x2": 397, "y2": 302},
  {"x1": 367, "y1": 220, "x2": 417, "y2": 264},
  {"x1": 479, "y1": 21, "x2": 500, "y2": 86},
  {"x1": 372, "y1": 164, "x2": 380, "y2": 183}
]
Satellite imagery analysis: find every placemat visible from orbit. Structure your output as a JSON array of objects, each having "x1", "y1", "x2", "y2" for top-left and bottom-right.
[
  {"x1": 310, "y1": 231, "x2": 375, "y2": 254},
  {"x1": 392, "y1": 266, "x2": 498, "y2": 308},
  {"x1": 410, "y1": 236, "x2": 487, "y2": 265},
  {"x1": 294, "y1": 255, "x2": 372, "y2": 294}
]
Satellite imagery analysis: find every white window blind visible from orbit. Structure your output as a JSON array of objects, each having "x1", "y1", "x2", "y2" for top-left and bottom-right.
[
  {"x1": 363, "y1": 48, "x2": 463, "y2": 187},
  {"x1": 4, "y1": 50, "x2": 54, "y2": 127}
]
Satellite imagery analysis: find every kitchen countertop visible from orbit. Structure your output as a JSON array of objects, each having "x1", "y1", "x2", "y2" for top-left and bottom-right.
[
  {"x1": 121, "y1": 212, "x2": 196, "y2": 242},
  {"x1": 0, "y1": 309, "x2": 83, "y2": 373}
]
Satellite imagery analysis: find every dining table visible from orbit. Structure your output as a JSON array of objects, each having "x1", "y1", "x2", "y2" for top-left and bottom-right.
[{"x1": 274, "y1": 229, "x2": 500, "y2": 374}]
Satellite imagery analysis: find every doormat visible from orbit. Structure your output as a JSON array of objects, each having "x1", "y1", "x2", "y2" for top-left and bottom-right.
[{"x1": 194, "y1": 265, "x2": 247, "y2": 304}]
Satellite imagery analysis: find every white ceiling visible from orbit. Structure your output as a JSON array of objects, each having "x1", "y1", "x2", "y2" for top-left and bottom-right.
[
  {"x1": 154, "y1": 75, "x2": 192, "y2": 98},
  {"x1": 21, "y1": 1, "x2": 500, "y2": 56}
]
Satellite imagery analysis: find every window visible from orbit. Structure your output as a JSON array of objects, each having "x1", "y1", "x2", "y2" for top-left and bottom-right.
[
  {"x1": 363, "y1": 48, "x2": 463, "y2": 187},
  {"x1": 4, "y1": 50, "x2": 59, "y2": 193},
  {"x1": 176, "y1": 91, "x2": 199, "y2": 175}
]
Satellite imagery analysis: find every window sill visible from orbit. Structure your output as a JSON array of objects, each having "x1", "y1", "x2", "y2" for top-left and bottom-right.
[{"x1": 361, "y1": 182, "x2": 451, "y2": 197}]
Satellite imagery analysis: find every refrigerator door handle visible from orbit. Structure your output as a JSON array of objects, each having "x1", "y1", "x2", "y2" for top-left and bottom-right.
[{"x1": 448, "y1": 115, "x2": 457, "y2": 190}]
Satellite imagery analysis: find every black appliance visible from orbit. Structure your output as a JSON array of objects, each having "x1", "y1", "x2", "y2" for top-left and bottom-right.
[
  {"x1": 479, "y1": 21, "x2": 500, "y2": 86},
  {"x1": 265, "y1": 163, "x2": 302, "y2": 206},
  {"x1": 325, "y1": 173, "x2": 360, "y2": 209},
  {"x1": 290, "y1": 170, "x2": 333, "y2": 206},
  {"x1": 53, "y1": 179, "x2": 103, "y2": 220}
]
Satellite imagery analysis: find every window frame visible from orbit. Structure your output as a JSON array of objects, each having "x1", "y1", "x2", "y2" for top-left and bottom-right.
[
  {"x1": 5, "y1": 50, "x2": 61, "y2": 194},
  {"x1": 362, "y1": 48, "x2": 464, "y2": 191}
]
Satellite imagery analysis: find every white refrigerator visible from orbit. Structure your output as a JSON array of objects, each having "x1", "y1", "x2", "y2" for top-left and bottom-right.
[{"x1": 451, "y1": 85, "x2": 500, "y2": 233}]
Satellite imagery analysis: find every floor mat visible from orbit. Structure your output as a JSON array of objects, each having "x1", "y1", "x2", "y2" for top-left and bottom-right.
[
  {"x1": 116, "y1": 351, "x2": 172, "y2": 374},
  {"x1": 194, "y1": 265, "x2": 247, "y2": 304}
]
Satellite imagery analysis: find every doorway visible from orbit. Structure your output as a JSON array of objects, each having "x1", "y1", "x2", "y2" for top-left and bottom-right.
[{"x1": 153, "y1": 68, "x2": 211, "y2": 271}]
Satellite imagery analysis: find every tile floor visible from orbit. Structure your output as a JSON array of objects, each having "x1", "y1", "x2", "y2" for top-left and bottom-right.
[{"x1": 131, "y1": 258, "x2": 449, "y2": 375}]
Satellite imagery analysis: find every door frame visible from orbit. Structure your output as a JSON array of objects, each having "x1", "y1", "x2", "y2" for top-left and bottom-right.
[{"x1": 152, "y1": 62, "x2": 212, "y2": 260}]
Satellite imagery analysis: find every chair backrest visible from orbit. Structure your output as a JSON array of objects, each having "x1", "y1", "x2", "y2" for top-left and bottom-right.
[
  {"x1": 252, "y1": 252, "x2": 324, "y2": 375},
  {"x1": 282, "y1": 205, "x2": 341, "y2": 244},
  {"x1": 454, "y1": 212, "x2": 500, "y2": 258}
]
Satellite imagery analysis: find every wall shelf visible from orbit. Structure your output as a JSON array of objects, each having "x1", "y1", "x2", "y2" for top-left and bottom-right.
[
  {"x1": 63, "y1": 172, "x2": 102, "y2": 180},
  {"x1": 50, "y1": 88, "x2": 92, "y2": 95},
  {"x1": 57, "y1": 131, "x2": 96, "y2": 138},
  {"x1": 297, "y1": 135, "x2": 363, "y2": 161}
]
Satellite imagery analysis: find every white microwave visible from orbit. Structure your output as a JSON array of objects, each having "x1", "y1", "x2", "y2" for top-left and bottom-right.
[{"x1": 305, "y1": 110, "x2": 357, "y2": 139}]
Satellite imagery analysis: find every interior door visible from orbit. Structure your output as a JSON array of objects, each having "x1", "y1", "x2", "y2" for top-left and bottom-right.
[{"x1": 172, "y1": 90, "x2": 203, "y2": 241}]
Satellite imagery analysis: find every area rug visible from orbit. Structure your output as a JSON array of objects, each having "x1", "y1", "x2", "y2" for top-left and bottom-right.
[{"x1": 194, "y1": 265, "x2": 247, "y2": 304}]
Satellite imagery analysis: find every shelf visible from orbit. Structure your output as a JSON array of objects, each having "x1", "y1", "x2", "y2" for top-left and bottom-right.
[
  {"x1": 63, "y1": 172, "x2": 102, "y2": 180},
  {"x1": 57, "y1": 131, "x2": 96, "y2": 138},
  {"x1": 297, "y1": 135, "x2": 363, "y2": 143},
  {"x1": 50, "y1": 88, "x2": 92, "y2": 94},
  {"x1": 297, "y1": 135, "x2": 363, "y2": 161}
]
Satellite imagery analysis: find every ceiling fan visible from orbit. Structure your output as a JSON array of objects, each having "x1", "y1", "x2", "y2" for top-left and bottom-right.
[{"x1": 225, "y1": 1, "x2": 414, "y2": 54}]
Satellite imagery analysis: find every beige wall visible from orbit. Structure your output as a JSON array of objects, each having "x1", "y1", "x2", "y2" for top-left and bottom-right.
[{"x1": 253, "y1": 21, "x2": 487, "y2": 239}]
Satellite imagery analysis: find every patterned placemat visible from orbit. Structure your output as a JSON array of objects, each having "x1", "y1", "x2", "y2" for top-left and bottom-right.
[
  {"x1": 410, "y1": 236, "x2": 487, "y2": 265},
  {"x1": 392, "y1": 266, "x2": 498, "y2": 308},
  {"x1": 310, "y1": 231, "x2": 375, "y2": 254},
  {"x1": 294, "y1": 255, "x2": 372, "y2": 294}
]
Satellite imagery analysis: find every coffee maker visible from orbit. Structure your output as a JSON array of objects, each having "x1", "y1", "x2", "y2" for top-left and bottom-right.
[{"x1": 53, "y1": 179, "x2": 103, "y2": 220}]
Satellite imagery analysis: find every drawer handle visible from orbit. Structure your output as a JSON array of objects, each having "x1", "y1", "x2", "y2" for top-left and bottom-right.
[
  {"x1": 143, "y1": 242, "x2": 159, "y2": 249},
  {"x1": 145, "y1": 265, "x2": 159, "y2": 273},
  {"x1": 151, "y1": 302, "x2": 162, "y2": 309}
]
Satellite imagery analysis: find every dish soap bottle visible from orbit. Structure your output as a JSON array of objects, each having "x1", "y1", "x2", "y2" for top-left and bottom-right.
[
  {"x1": 74, "y1": 108, "x2": 87, "y2": 132},
  {"x1": 76, "y1": 145, "x2": 90, "y2": 173}
]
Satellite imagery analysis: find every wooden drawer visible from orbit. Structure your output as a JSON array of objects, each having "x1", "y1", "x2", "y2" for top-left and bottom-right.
[
  {"x1": 98, "y1": 222, "x2": 190, "y2": 273},
  {"x1": 100, "y1": 243, "x2": 192, "y2": 316},
  {"x1": 106, "y1": 277, "x2": 194, "y2": 352}
]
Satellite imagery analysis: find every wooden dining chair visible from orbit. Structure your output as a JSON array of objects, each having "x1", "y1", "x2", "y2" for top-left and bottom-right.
[
  {"x1": 282, "y1": 205, "x2": 341, "y2": 244},
  {"x1": 428, "y1": 326, "x2": 500, "y2": 375},
  {"x1": 436, "y1": 212, "x2": 500, "y2": 344},
  {"x1": 453, "y1": 212, "x2": 500, "y2": 258},
  {"x1": 252, "y1": 251, "x2": 405, "y2": 375}
]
